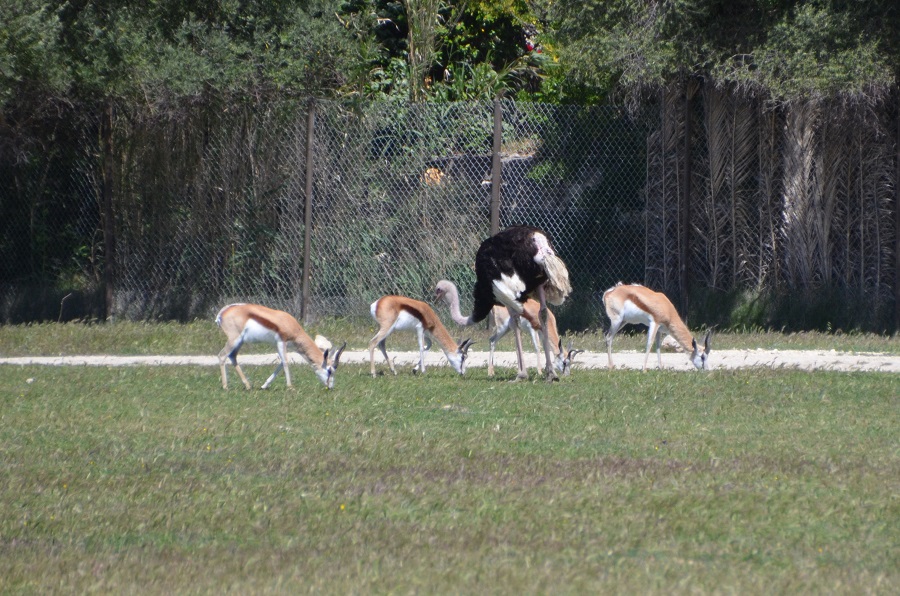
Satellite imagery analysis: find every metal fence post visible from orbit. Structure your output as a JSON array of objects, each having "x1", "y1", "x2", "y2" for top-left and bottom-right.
[
  {"x1": 679, "y1": 82, "x2": 694, "y2": 316},
  {"x1": 301, "y1": 99, "x2": 316, "y2": 323},
  {"x1": 101, "y1": 102, "x2": 116, "y2": 321},
  {"x1": 895, "y1": 93, "x2": 900, "y2": 330},
  {"x1": 490, "y1": 98, "x2": 502, "y2": 236}
]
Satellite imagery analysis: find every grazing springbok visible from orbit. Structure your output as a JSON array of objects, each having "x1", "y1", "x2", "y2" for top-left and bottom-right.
[
  {"x1": 369, "y1": 294, "x2": 474, "y2": 377},
  {"x1": 487, "y1": 301, "x2": 582, "y2": 377},
  {"x1": 216, "y1": 303, "x2": 345, "y2": 389},
  {"x1": 603, "y1": 283, "x2": 710, "y2": 371}
]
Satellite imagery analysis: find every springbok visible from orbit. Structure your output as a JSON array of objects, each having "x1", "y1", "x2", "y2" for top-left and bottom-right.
[
  {"x1": 216, "y1": 303, "x2": 345, "y2": 389},
  {"x1": 487, "y1": 301, "x2": 582, "y2": 377},
  {"x1": 369, "y1": 294, "x2": 474, "y2": 377},
  {"x1": 602, "y1": 283, "x2": 710, "y2": 371}
]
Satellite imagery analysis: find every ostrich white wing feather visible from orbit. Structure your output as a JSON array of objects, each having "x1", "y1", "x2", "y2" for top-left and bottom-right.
[
  {"x1": 493, "y1": 274, "x2": 527, "y2": 314},
  {"x1": 543, "y1": 253, "x2": 572, "y2": 305}
]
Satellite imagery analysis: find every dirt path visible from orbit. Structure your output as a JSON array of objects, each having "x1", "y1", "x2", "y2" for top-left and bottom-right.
[{"x1": 2, "y1": 349, "x2": 899, "y2": 372}]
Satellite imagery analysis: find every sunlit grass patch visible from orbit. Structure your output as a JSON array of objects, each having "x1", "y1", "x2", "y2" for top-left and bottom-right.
[
  {"x1": 1, "y1": 364, "x2": 897, "y2": 592},
  {"x1": 1, "y1": 319, "x2": 898, "y2": 356}
]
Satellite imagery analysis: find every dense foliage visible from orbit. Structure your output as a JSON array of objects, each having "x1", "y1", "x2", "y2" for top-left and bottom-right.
[
  {"x1": 2, "y1": 0, "x2": 898, "y2": 110},
  {"x1": 547, "y1": 0, "x2": 899, "y2": 103},
  {"x1": 1, "y1": 0, "x2": 360, "y2": 114}
]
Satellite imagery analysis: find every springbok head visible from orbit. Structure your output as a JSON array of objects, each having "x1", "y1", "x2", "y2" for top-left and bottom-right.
[
  {"x1": 689, "y1": 331, "x2": 711, "y2": 370},
  {"x1": 557, "y1": 339, "x2": 584, "y2": 376},
  {"x1": 315, "y1": 342, "x2": 346, "y2": 389},
  {"x1": 453, "y1": 338, "x2": 476, "y2": 375}
]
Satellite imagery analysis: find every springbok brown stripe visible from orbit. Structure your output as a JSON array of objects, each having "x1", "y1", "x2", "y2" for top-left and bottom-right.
[
  {"x1": 627, "y1": 291, "x2": 655, "y2": 319},
  {"x1": 399, "y1": 303, "x2": 427, "y2": 325},
  {"x1": 521, "y1": 309, "x2": 542, "y2": 330}
]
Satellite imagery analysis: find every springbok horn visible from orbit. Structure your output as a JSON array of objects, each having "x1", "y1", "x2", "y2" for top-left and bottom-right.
[{"x1": 333, "y1": 342, "x2": 347, "y2": 368}]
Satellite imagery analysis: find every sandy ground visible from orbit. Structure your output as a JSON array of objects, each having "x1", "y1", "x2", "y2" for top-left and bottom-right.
[{"x1": 2, "y1": 348, "x2": 899, "y2": 373}]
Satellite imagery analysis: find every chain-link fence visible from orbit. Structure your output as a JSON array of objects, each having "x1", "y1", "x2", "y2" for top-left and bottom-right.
[
  {"x1": 0, "y1": 108, "x2": 102, "y2": 322},
  {"x1": 108, "y1": 99, "x2": 652, "y2": 328},
  {"x1": 645, "y1": 87, "x2": 898, "y2": 329},
  {"x1": 303, "y1": 100, "x2": 652, "y2": 330},
  {"x1": 1, "y1": 94, "x2": 898, "y2": 330}
]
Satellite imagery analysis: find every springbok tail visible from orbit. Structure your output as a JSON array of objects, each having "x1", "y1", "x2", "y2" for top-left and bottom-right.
[{"x1": 543, "y1": 253, "x2": 572, "y2": 305}]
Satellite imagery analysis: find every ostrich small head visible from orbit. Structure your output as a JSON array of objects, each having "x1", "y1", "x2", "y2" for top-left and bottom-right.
[
  {"x1": 434, "y1": 280, "x2": 454, "y2": 304},
  {"x1": 434, "y1": 280, "x2": 474, "y2": 328}
]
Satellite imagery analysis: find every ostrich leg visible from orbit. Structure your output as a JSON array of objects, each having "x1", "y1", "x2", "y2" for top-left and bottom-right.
[
  {"x1": 537, "y1": 284, "x2": 559, "y2": 381},
  {"x1": 511, "y1": 313, "x2": 529, "y2": 380}
]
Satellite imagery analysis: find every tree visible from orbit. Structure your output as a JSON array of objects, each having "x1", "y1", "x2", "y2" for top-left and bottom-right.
[
  {"x1": 1, "y1": 0, "x2": 361, "y2": 112},
  {"x1": 0, "y1": 0, "x2": 69, "y2": 114},
  {"x1": 404, "y1": 0, "x2": 444, "y2": 102},
  {"x1": 544, "y1": 0, "x2": 898, "y2": 104},
  {"x1": 342, "y1": 0, "x2": 547, "y2": 101}
]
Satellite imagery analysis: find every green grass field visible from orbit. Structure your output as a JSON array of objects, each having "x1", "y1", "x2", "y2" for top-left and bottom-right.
[
  {"x1": 2, "y1": 319, "x2": 899, "y2": 356},
  {"x1": 1, "y1": 322, "x2": 898, "y2": 592}
]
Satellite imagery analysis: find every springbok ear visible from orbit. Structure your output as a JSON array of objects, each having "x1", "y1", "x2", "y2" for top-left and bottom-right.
[
  {"x1": 333, "y1": 342, "x2": 347, "y2": 368},
  {"x1": 703, "y1": 330, "x2": 711, "y2": 353},
  {"x1": 558, "y1": 338, "x2": 563, "y2": 352},
  {"x1": 691, "y1": 338, "x2": 698, "y2": 352},
  {"x1": 322, "y1": 348, "x2": 330, "y2": 367}
]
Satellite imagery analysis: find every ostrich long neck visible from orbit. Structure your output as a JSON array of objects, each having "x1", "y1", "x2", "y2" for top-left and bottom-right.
[{"x1": 443, "y1": 282, "x2": 475, "y2": 326}]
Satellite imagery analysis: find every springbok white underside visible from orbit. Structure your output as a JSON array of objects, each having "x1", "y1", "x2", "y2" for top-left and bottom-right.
[
  {"x1": 385, "y1": 310, "x2": 422, "y2": 332},
  {"x1": 238, "y1": 319, "x2": 282, "y2": 345},
  {"x1": 619, "y1": 300, "x2": 663, "y2": 330}
]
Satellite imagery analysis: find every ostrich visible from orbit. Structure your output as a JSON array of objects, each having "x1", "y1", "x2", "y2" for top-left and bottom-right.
[{"x1": 436, "y1": 225, "x2": 572, "y2": 380}]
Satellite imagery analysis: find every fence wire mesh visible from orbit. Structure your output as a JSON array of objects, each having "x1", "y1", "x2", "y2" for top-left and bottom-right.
[
  {"x1": 107, "y1": 99, "x2": 651, "y2": 327},
  {"x1": 305, "y1": 100, "x2": 651, "y2": 328},
  {"x1": 1, "y1": 95, "x2": 898, "y2": 330}
]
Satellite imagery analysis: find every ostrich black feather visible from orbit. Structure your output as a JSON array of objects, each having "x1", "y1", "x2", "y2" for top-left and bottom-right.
[{"x1": 470, "y1": 225, "x2": 558, "y2": 323}]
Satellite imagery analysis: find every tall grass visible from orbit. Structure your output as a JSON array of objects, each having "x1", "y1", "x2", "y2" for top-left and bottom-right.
[
  {"x1": 1, "y1": 364, "x2": 897, "y2": 593},
  {"x1": 1, "y1": 319, "x2": 899, "y2": 356}
]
